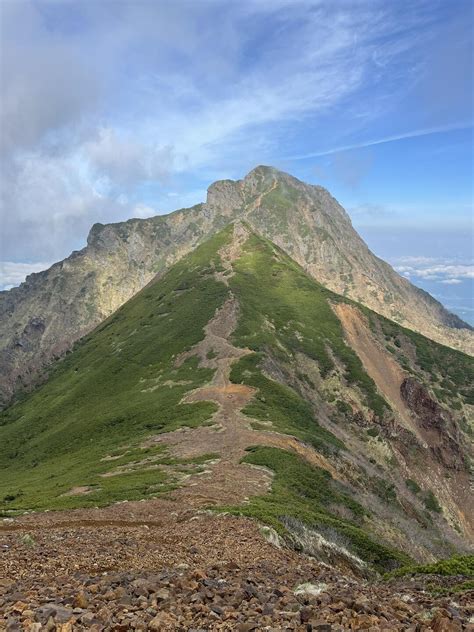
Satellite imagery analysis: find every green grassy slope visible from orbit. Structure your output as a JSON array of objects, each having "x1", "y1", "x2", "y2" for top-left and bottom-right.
[
  {"x1": 1, "y1": 225, "x2": 471, "y2": 572},
  {"x1": 228, "y1": 232, "x2": 389, "y2": 420},
  {"x1": 222, "y1": 232, "x2": 472, "y2": 570},
  {"x1": 220, "y1": 446, "x2": 411, "y2": 572},
  {"x1": 0, "y1": 230, "x2": 231, "y2": 511}
]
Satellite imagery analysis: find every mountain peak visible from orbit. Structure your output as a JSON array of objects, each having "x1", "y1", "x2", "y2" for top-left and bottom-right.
[
  {"x1": 0, "y1": 167, "x2": 472, "y2": 409},
  {"x1": 243, "y1": 164, "x2": 311, "y2": 190}
]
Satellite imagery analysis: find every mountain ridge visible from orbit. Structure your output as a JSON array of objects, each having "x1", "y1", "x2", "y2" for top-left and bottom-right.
[
  {"x1": 0, "y1": 165, "x2": 472, "y2": 408},
  {"x1": 1, "y1": 223, "x2": 472, "y2": 551},
  {"x1": 1, "y1": 222, "x2": 473, "y2": 629}
]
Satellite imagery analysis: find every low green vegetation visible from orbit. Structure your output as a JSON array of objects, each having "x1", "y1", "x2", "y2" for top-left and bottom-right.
[
  {"x1": 427, "y1": 580, "x2": 474, "y2": 596},
  {"x1": 370, "y1": 477, "x2": 397, "y2": 503},
  {"x1": 230, "y1": 354, "x2": 343, "y2": 454},
  {"x1": 229, "y1": 233, "x2": 388, "y2": 419},
  {"x1": 219, "y1": 446, "x2": 410, "y2": 573},
  {"x1": 423, "y1": 490, "x2": 442, "y2": 513},
  {"x1": 376, "y1": 314, "x2": 474, "y2": 406},
  {"x1": 405, "y1": 478, "x2": 421, "y2": 494},
  {"x1": 0, "y1": 229, "x2": 233, "y2": 511},
  {"x1": 403, "y1": 479, "x2": 442, "y2": 517},
  {"x1": 386, "y1": 554, "x2": 474, "y2": 579}
]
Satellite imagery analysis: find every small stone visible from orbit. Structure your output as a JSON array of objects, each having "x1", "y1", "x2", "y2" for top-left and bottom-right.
[
  {"x1": 44, "y1": 617, "x2": 56, "y2": 632},
  {"x1": 262, "y1": 603, "x2": 274, "y2": 615},
  {"x1": 54, "y1": 605, "x2": 74, "y2": 623},
  {"x1": 237, "y1": 623, "x2": 257, "y2": 632},
  {"x1": 211, "y1": 605, "x2": 224, "y2": 616},
  {"x1": 149, "y1": 612, "x2": 177, "y2": 630},
  {"x1": 300, "y1": 607, "x2": 311, "y2": 623},
  {"x1": 73, "y1": 591, "x2": 88, "y2": 609},
  {"x1": 96, "y1": 606, "x2": 112, "y2": 623},
  {"x1": 154, "y1": 587, "x2": 170, "y2": 601},
  {"x1": 81, "y1": 611, "x2": 96, "y2": 626},
  {"x1": 432, "y1": 616, "x2": 462, "y2": 632},
  {"x1": 131, "y1": 578, "x2": 150, "y2": 597},
  {"x1": 35, "y1": 605, "x2": 57, "y2": 624},
  {"x1": 309, "y1": 622, "x2": 332, "y2": 632}
]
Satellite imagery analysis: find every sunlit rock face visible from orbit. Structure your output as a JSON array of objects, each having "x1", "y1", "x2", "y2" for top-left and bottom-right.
[{"x1": 0, "y1": 166, "x2": 471, "y2": 407}]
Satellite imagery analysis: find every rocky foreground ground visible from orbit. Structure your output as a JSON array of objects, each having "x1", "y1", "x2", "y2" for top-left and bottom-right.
[{"x1": 1, "y1": 500, "x2": 473, "y2": 631}]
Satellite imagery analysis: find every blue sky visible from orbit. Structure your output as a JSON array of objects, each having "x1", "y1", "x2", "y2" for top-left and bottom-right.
[{"x1": 0, "y1": 0, "x2": 472, "y2": 322}]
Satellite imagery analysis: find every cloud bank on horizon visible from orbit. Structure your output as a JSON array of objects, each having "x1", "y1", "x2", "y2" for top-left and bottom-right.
[{"x1": 0, "y1": 0, "x2": 472, "y2": 320}]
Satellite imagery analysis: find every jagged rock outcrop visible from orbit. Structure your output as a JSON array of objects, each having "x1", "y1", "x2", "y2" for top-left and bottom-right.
[
  {"x1": 0, "y1": 166, "x2": 472, "y2": 406},
  {"x1": 400, "y1": 377, "x2": 464, "y2": 470}
]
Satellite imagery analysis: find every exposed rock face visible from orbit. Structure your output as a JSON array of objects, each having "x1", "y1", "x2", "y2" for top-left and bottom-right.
[
  {"x1": 0, "y1": 166, "x2": 472, "y2": 406},
  {"x1": 400, "y1": 377, "x2": 464, "y2": 471}
]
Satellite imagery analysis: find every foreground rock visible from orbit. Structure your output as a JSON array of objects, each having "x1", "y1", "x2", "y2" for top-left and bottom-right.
[{"x1": 1, "y1": 508, "x2": 472, "y2": 630}]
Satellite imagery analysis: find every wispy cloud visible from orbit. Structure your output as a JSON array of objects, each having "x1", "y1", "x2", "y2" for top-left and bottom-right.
[
  {"x1": 286, "y1": 122, "x2": 473, "y2": 160},
  {"x1": 440, "y1": 278, "x2": 462, "y2": 285},
  {"x1": 1, "y1": 0, "x2": 382, "y2": 262},
  {"x1": 0, "y1": 0, "x2": 472, "y2": 274},
  {"x1": 394, "y1": 256, "x2": 474, "y2": 285}
]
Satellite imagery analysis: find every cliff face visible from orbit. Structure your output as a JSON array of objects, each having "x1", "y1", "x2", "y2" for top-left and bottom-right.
[{"x1": 0, "y1": 166, "x2": 471, "y2": 406}]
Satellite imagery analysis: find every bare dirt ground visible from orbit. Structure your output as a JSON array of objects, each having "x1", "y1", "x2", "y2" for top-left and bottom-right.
[
  {"x1": 334, "y1": 303, "x2": 474, "y2": 542},
  {"x1": 333, "y1": 304, "x2": 414, "y2": 434}
]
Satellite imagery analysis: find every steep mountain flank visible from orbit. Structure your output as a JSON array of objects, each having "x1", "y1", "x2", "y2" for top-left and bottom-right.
[
  {"x1": 1, "y1": 225, "x2": 472, "y2": 576},
  {"x1": 1, "y1": 166, "x2": 472, "y2": 408},
  {"x1": 2, "y1": 224, "x2": 473, "y2": 629}
]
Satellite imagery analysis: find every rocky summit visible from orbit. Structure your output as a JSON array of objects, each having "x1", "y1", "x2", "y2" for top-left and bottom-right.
[
  {"x1": 0, "y1": 166, "x2": 472, "y2": 409},
  {"x1": 1, "y1": 222, "x2": 473, "y2": 630}
]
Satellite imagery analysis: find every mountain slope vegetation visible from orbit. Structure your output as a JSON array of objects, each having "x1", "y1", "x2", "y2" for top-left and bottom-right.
[
  {"x1": 1, "y1": 224, "x2": 472, "y2": 574},
  {"x1": 0, "y1": 231, "x2": 230, "y2": 510},
  {"x1": 1, "y1": 166, "x2": 472, "y2": 409}
]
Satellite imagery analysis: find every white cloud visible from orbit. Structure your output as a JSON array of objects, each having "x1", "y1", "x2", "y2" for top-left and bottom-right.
[
  {"x1": 396, "y1": 256, "x2": 438, "y2": 265},
  {"x1": 287, "y1": 122, "x2": 472, "y2": 160},
  {"x1": 1, "y1": 0, "x2": 471, "y2": 265},
  {"x1": 348, "y1": 202, "x2": 396, "y2": 218},
  {"x1": 2, "y1": 0, "x2": 376, "y2": 261},
  {"x1": 132, "y1": 204, "x2": 156, "y2": 219},
  {"x1": 0, "y1": 261, "x2": 53, "y2": 290},
  {"x1": 394, "y1": 259, "x2": 473, "y2": 283},
  {"x1": 84, "y1": 128, "x2": 174, "y2": 188},
  {"x1": 0, "y1": 1, "x2": 101, "y2": 157},
  {"x1": 440, "y1": 278, "x2": 462, "y2": 285}
]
